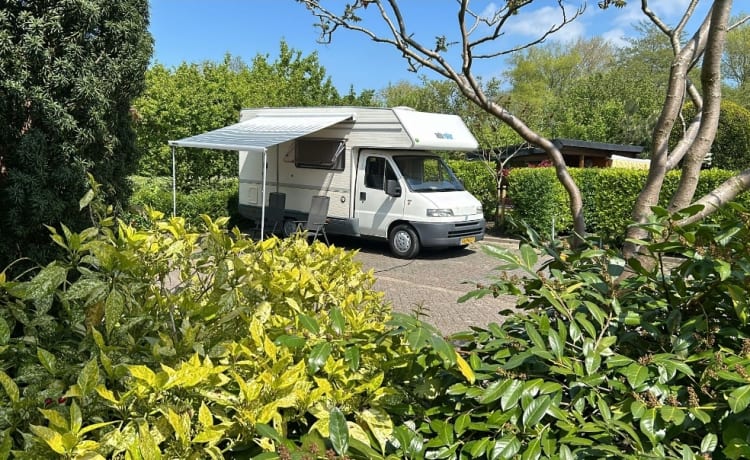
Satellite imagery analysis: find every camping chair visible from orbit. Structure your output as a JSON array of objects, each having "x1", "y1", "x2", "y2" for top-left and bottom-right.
[
  {"x1": 296, "y1": 195, "x2": 330, "y2": 244},
  {"x1": 265, "y1": 192, "x2": 286, "y2": 236}
]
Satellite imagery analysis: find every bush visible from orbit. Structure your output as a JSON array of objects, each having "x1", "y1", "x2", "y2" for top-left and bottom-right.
[
  {"x1": 507, "y1": 166, "x2": 573, "y2": 238},
  {"x1": 128, "y1": 175, "x2": 239, "y2": 226},
  {"x1": 0, "y1": 187, "x2": 477, "y2": 459},
  {"x1": 5, "y1": 181, "x2": 750, "y2": 459},
  {"x1": 410, "y1": 203, "x2": 750, "y2": 458},
  {"x1": 508, "y1": 167, "x2": 750, "y2": 244}
]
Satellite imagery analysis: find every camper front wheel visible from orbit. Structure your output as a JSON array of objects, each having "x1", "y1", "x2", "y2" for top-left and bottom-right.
[{"x1": 389, "y1": 224, "x2": 420, "y2": 259}]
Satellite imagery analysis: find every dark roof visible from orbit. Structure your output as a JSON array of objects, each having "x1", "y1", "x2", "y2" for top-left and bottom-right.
[{"x1": 472, "y1": 138, "x2": 645, "y2": 161}]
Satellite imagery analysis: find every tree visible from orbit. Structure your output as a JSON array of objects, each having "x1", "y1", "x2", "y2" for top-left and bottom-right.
[
  {"x1": 723, "y1": 14, "x2": 750, "y2": 106},
  {"x1": 0, "y1": 0, "x2": 152, "y2": 268},
  {"x1": 296, "y1": 0, "x2": 750, "y2": 258},
  {"x1": 504, "y1": 37, "x2": 617, "y2": 137},
  {"x1": 134, "y1": 42, "x2": 371, "y2": 187}
]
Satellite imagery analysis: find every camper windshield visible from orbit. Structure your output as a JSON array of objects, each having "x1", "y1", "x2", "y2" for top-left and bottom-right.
[{"x1": 393, "y1": 155, "x2": 464, "y2": 192}]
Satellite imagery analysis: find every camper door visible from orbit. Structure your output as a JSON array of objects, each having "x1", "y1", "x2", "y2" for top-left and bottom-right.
[{"x1": 355, "y1": 153, "x2": 405, "y2": 237}]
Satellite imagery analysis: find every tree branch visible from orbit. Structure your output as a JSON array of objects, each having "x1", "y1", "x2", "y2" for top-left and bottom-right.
[{"x1": 676, "y1": 169, "x2": 750, "y2": 226}]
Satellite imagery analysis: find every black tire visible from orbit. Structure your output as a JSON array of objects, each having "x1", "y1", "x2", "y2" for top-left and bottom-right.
[{"x1": 389, "y1": 224, "x2": 420, "y2": 259}]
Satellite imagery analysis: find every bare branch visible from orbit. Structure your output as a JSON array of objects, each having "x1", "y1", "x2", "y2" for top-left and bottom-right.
[
  {"x1": 677, "y1": 169, "x2": 750, "y2": 226},
  {"x1": 469, "y1": 1, "x2": 586, "y2": 59}
]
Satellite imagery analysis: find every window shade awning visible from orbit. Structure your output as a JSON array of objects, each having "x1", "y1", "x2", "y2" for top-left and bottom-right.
[{"x1": 168, "y1": 112, "x2": 356, "y2": 152}]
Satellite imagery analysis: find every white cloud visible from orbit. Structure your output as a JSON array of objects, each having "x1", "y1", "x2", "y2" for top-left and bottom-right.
[
  {"x1": 502, "y1": 3, "x2": 587, "y2": 43},
  {"x1": 601, "y1": 28, "x2": 628, "y2": 47}
]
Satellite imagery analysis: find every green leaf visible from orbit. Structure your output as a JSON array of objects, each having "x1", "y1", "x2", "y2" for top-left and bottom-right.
[
  {"x1": 407, "y1": 325, "x2": 431, "y2": 350},
  {"x1": 490, "y1": 435, "x2": 521, "y2": 460},
  {"x1": 639, "y1": 408, "x2": 661, "y2": 445},
  {"x1": 274, "y1": 334, "x2": 306, "y2": 349},
  {"x1": 700, "y1": 433, "x2": 718, "y2": 454},
  {"x1": 430, "y1": 419, "x2": 454, "y2": 445},
  {"x1": 525, "y1": 323, "x2": 546, "y2": 349},
  {"x1": 429, "y1": 334, "x2": 456, "y2": 366},
  {"x1": 521, "y1": 434, "x2": 542, "y2": 460},
  {"x1": 29, "y1": 425, "x2": 66, "y2": 454},
  {"x1": 329, "y1": 307, "x2": 345, "y2": 335},
  {"x1": 104, "y1": 289, "x2": 125, "y2": 335},
  {"x1": 128, "y1": 365, "x2": 157, "y2": 387},
  {"x1": 547, "y1": 329, "x2": 563, "y2": 359},
  {"x1": 519, "y1": 245, "x2": 538, "y2": 269},
  {"x1": 0, "y1": 318, "x2": 9, "y2": 346},
  {"x1": 69, "y1": 400, "x2": 82, "y2": 435},
  {"x1": 454, "y1": 413, "x2": 471, "y2": 436},
  {"x1": 137, "y1": 421, "x2": 162, "y2": 460},
  {"x1": 307, "y1": 342, "x2": 331, "y2": 374},
  {"x1": 329, "y1": 407, "x2": 349, "y2": 456},
  {"x1": 728, "y1": 384, "x2": 750, "y2": 413},
  {"x1": 78, "y1": 358, "x2": 100, "y2": 397},
  {"x1": 522, "y1": 396, "x2": 551, "y2": 428},
  {"x1": 660, "y1": 405, "x2": 685, "y2": 425},
  {"x1": 623, "y1": 363, "x2": 649, "y2": 389},
  {"x1": 37, "y1": 348, "x2": 57, "y2": 375},
  {"x1": 360, "y1": 408, "x2": 392, "y2": 453},
  {"x1": 79, "y1": 189, "x2": 95, "y2": 210},
  {"x1": 464, "y1": 438, "x2": 490, "y2": 457},
  {"x1": 345, "y1": 346, "x2": 360, "y2": 371},
  {"x1": 298, "y1": 313, "x2": 320, "y2": 335},
  {"x1": 1, "y1": 429, "x2": 12, "y2": 460},
  {"x1": 255, "y1": 423, "x2": 282, "y2": 443},
  {"x1": 501, "y1": 379, "x2": 524, "y2": 411},
  {"x1": 478, "y1": 379, "x2": 511, "y2": 405}
]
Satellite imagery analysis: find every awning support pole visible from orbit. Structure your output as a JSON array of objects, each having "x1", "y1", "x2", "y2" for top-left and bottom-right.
[
  {"x1": 260, "y1": 148, "x2": 267, "y2": 240},
  {"x1": 171, "y1": 145, "x2": 177, "y2": 217}
]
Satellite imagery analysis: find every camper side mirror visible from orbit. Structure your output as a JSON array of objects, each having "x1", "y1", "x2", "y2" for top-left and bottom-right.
[{"x1": 386, "y1": 179, "x2": 401, "y2": 197}]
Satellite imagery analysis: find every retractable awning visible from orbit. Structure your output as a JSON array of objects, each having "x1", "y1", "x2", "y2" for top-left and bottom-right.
[
  {"x1": 168, "y1": 112, "x2": 355, "y2": 152},
  {"x1": 167, "y1": 112, "x2": 355, "y2": 238}
]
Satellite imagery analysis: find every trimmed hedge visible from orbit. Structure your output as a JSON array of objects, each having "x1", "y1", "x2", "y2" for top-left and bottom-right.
[
  {"x1": 508, "y1": 167, "x2": 750, "y2": 244},
  {"x1": 127, "y1": 175, "x2": 239, "y2": 226}
]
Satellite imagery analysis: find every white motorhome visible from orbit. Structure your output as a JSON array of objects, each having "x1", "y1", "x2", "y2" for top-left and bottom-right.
[{"x1": 173, "y1": 106, "x2": 485, "y2": 258}]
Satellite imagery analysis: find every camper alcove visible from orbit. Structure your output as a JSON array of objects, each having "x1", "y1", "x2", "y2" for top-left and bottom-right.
[{"x1": 172, "y1": 106, "x2": 486, "y2": 258}]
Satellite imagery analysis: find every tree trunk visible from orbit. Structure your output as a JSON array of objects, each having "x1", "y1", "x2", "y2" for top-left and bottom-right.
[
  {"x1": 622, "y1": 4, "x2": 719, "y2": 260},
  {"x1": 669, "y1": 1, "x2": 730, "y2": 212}
]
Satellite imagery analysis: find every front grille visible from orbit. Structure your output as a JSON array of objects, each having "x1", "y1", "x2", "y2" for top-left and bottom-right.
[{"x1": 448, "y1": 220, "x2": 484, "y2": 238}]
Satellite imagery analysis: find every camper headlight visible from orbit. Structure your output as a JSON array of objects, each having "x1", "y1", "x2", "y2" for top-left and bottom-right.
[
  {"x1": 427, "y1": 208, "x2": 454, "y2": 217},
  {"x1": 476, "y1": 205, "x2": 483, "y2": 214}
]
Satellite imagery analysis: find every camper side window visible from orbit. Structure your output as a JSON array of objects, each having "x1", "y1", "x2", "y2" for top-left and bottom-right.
[
  {"x1": 295, "y1": 139, "x2": 345, "y2": 170},
  {"x1": 365, "y1": 157, "x2": 397, "y2": 190},
  {"x1": 365, "y1": 157, "x2": 385, "y2": 190}
]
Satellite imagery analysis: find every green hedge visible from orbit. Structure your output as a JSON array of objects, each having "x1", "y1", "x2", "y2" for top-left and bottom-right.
[
  {"x1": 508, "y1": 167, "x2": 750, "y2": 244},
  {"x1": 127, "y1": 175, "x2": 239, "y2": 226}
]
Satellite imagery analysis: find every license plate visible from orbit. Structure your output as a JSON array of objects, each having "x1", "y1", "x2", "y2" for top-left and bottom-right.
[{"x1": 460, "y1": 236, "x2": 476, "y2": 245}]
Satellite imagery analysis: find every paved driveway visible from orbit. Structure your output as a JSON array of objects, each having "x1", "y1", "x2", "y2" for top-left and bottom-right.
[{"x1": 330, "y1": 236, "x2": 523, "y2": 336}]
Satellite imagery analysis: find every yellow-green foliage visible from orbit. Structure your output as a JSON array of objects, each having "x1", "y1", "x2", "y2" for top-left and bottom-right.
[{"x1": 0, "y1": 209, "x2": 410, "y2": 458}]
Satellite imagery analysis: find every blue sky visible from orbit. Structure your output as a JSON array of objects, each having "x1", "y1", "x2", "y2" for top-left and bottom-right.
[{"x1": 149, "y1": 1, "x2": 744, "y2": 94}]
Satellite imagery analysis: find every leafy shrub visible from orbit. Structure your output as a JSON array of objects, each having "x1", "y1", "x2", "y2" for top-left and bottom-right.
[
  {"x1": 0, "y1": 202, "x2": 470, "y2": 458},
  {"x1": 506, "y1": 166, "x2": 573, "y2": 238},
  {"x1": 434, "y1": 203, "x2": 750, "y2": 459},
  {"x1": 128, "y1": 175, "x2": 239, "y2": 226}
]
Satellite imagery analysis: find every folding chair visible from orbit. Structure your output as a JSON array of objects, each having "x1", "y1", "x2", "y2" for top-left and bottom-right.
[
  {"x1": 265, "y1": 192, "x2": 286, "y2": 236},
  {"x1": 296, "y1": 195, "x2": 330, "y2": 244}
]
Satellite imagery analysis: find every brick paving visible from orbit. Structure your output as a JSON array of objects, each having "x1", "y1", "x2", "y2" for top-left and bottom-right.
[{"x1": 334, "y1": 236, "x2": 525, "y2": 336}]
